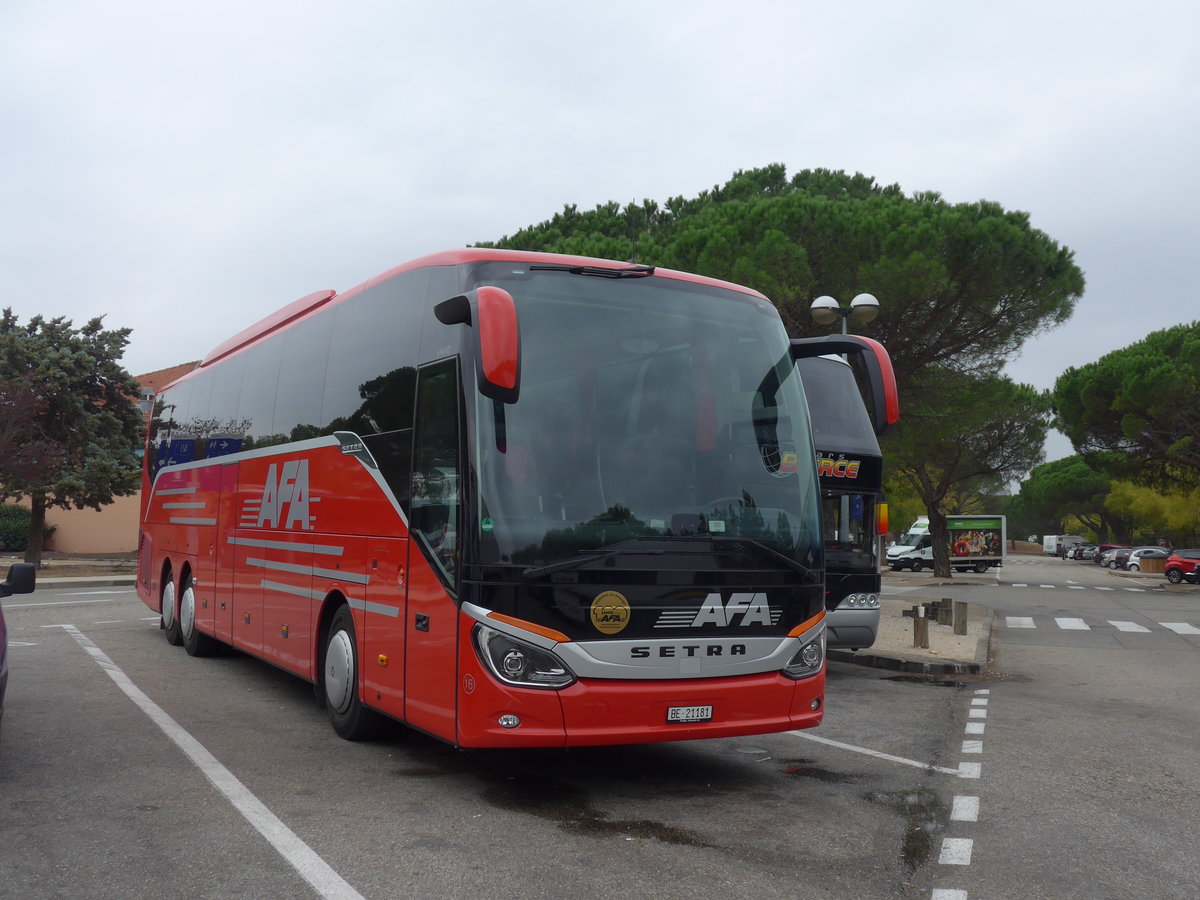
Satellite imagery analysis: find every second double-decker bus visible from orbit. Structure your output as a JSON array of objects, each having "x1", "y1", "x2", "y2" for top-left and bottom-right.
[
  {"x1": 794, "y1": 345, "x2": 896, "y2": 651},
  {"x1": 138, "y1": 248, "x2": 896, "y2": 748}
]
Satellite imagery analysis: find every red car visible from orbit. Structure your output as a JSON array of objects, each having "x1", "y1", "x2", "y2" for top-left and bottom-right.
[{"x1": 1164, "y1": 549, "x2": 1200, "y2": 585}]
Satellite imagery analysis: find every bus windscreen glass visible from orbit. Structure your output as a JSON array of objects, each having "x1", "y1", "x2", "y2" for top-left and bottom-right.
[{"x1": 467, "y1": 263, "x2": 822, "y2": 578}]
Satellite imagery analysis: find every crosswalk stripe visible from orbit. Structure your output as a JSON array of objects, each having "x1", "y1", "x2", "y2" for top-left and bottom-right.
[
  {"x1": 1055, "y1": 617, "x2": 1090, "y2": 630},
  {"x1": 1162, "y1": 622, "x2": 1200, "y2": 635},
  {"x1": 1109, "y1": 621, "x2": 1151, "y2": 633},
  {"x1": 1006, "y1": 616, "x2": 1036, "y2": 628}
]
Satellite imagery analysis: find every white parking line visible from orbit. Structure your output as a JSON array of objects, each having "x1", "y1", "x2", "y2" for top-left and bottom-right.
[
  {"x1": 786, "y1": 731, "x2": 962, "y2": 776},
  {"x1": 951, "y1": 796, "x2": 980, "y2": 822},
  {"x1": 7, "y1": 597, "x2": 119, "y2": 608},
  {"x1": 939, "y1": 837, "x2": 974, "y2": 865},
  {"x1": 53, "y1": 625, "x2": 365, "y2": 900}
]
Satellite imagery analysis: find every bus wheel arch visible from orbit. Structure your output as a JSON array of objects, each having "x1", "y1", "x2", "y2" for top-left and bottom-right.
[
  {"x1": 319, "y1": 597, "x2": 384, "y2": 741},
  {"x1": 161, "y1": 559, "x2": 183, "y2": 646}
]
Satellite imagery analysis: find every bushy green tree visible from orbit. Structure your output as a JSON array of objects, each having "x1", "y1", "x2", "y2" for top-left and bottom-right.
[
  {"x1": 1014, "y1": 454, "x2": 1131, "y2": 543},
  {"x1": 1055, "y1": 322, "x2": 1200, "y2": 484},
  {"x1": 483, "y1": 164, "x2": 1085, "y2": 383},
  {"x1": 886, "y1": 374, "x2": 1052, "y2": 576},
  {"x1": 0, "y1": 309, "x2": 143, "y2": 565}
]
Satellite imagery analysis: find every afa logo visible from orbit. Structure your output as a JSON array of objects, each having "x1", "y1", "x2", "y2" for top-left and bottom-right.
[
  {"x1": 251, "y1": 460, "x2": 315, "y2": 530},
  {"x1": 590, "y1": 591, "x2": 631, "y2": 635}
]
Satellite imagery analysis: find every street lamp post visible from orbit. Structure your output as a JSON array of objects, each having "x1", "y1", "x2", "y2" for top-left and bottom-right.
[{"x1": 809, "y1": 293, "x2": 880, "y2": 334}]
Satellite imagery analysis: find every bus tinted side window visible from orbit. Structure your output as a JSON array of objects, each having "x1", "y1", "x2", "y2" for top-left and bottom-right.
[
  {"x1": 273, "y1": 315, "x2": 331, "y2": 443},
  {"x1": 238, "y1": 337, "x2": 285, "y2": 448},
  {"x1": 411, "y1": 360, "x2": 461, "y2": 586}
]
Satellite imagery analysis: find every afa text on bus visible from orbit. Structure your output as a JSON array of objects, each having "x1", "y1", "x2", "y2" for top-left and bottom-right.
[{"x1": 137, "y1": 249, "x2": 898, "y2": 748}]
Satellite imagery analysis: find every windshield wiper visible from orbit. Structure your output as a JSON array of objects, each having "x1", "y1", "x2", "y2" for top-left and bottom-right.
[
  {"x1": 707, "y1": 536, "x2": 814, "y2": 577},
  {"x1": 528, "y1": 263, "x2": 655, "y2": 279}
]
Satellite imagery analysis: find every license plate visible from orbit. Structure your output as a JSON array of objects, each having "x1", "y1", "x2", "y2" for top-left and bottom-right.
[{"x1": 666, "y1": 705, "x2": 713, "y2": 723}]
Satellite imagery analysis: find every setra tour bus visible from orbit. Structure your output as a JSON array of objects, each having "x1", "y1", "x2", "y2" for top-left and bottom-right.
[
  {"x1": 137, "y1": 249, "x2": 897, "y2": 748},
  {"x1": 794, "y1": 350, "x2": 897, "y2": 651}
]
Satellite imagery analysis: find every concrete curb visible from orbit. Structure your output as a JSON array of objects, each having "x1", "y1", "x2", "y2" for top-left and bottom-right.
[{"x1": 35, "y1": 575, "x2": 137, "y2": 589}]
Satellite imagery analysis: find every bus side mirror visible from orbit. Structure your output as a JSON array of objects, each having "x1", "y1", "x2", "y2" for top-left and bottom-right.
[
  {"x1": 1, "y1": 562, "x2": 36, "y2": 598},
  {"x1": 435, "y1": 286, "x2": 521, "y2": 403}
]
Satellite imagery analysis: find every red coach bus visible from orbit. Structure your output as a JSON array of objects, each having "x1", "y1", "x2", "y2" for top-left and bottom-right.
[{"x1": 138, "y1": 249, "x2": 896, "y2": 748}]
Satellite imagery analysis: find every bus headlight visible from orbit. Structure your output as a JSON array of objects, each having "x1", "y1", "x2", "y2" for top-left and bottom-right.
[
  {"x1": 783, "y1": 626, "x2": 825, "y2": 679},
  {"x1": 473, "y1": 625, "x2": 576, "y2": 689}
]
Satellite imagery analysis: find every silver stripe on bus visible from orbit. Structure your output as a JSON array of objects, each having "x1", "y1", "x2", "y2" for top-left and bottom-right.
[
  {"x1": 346, "y1": 597, "x2": 401, "y2": 619},
  {"x1": 245, "y1": 556, "x2": 370, "y2": 585},
  {"x1": 169, "y1": 517, "x2": 218, "y2": 526},
  {"x1": 155, "y1": 486, "x2": 198, "y2": 496},
  {"x1": 261, "y1": 580, "x2": 324, "y2": 601},
  {"x1": 163, "y1": 502, "x2": 207, "y2": 509},
  {"x1": 228, "y1": 536, "x2": 345, "y2": 557}
]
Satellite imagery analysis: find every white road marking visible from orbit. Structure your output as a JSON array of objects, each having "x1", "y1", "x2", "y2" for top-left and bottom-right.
[
  {"x1": 1040, "y1": 584, "x2": 1055, "y2": 589},
  {"x1": 951, "y1": 796, "x2": 980, "y2": 822},
  {"x1": 1068, "y1": 585, "x2": 1085, "y2": 590},
  {"x1": 1162, "y1": 622, "x2": 1200, "y2": 635},
  {"x1": 931, "y1": 891, "x2": 968, "y2": 900},
  {"x1": 962, "y1": 740, "x2": 982, "y2": 754},
  {"x1": 10, "y1": 597, "x2": 119, "y2": 608},
  {"x1": 1095, "y1": 586, "x2": 1114, "y2": 591},
  {"x1": 1109, "y1": 621, "x2": 1150, "y2": 633},
  {"x1": 958, "y1": 762, "x2": 981, "y2": 779},
  {"x1": 53, "y1": 625, "x2": 365, "y2": 900},
  {"x1": 968, "y1": 708, "x2": 987, "y2": 719},
  {"x1": 786, "y1": 731, "x2": 962, "y2": 776},
  {"x1": 1006, "y1": 616, "x2": 1036, "y2": 628},
  {"x1": 965, "y1": 722, "x2": 985, "y2": 735},
  {"x1": 970, "y1": 698, "x2": 988, "y2": 706},
  {"x1": 1122, "y1": 588, "x2": 1145, "y2": 592},
  {"x1": 1055, "y1": 617, "x2": 1090, "y2": 630},
  {"x1": 939, "y1": 837, "x2": 974, "y2": 864}
]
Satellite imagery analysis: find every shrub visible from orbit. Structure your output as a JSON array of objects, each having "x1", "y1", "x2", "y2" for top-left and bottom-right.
[{"x1": 0, "y1": 504, "x2": 32, "y2": 552}]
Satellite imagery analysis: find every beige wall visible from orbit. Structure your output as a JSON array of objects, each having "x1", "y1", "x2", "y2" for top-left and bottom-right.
[{"x1": 44, "y1": 494, "x2": 141, "y2": 554}]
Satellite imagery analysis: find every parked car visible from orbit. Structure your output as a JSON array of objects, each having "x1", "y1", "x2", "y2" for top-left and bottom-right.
[
  {"x1": 1094, "y1": 544, "x2": 1129, "y2": 566},
  {"x1": 1, "y1": 563, "x2": 38, "y2": 743},
  {"x1": 1099, "y1": 546, "x2": 1131, "y2": 568},
  {"x1": 1164, "y1": 549, "x2": 1200, "y2": 584},
  {"x1": 1125, "y1": 547, "x2": 1170, "y2": 571},
  {"x1": 1070, "y1": 544, "x2": 1097, "y2": 560}
]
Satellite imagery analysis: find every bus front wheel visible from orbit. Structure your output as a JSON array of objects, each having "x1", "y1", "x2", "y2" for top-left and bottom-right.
[
  {"x1": 323, "y1": 605, "x2": 384, "y2": 741},
  {"x1": 161, "y1": 572, "x2": 183, "y2": 646}
]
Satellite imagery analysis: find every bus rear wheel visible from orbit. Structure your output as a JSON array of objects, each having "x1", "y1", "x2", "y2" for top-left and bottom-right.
[
  {"x1": 323, "y1": 605, "x2": 384, "y2": 741},
  {"x1": 161, "y1": 572, "x2": 183, "y2": 646}
]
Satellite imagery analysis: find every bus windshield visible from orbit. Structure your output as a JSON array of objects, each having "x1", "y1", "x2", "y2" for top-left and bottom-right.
[{"x1": 468, "y1": 263, "x2": 822, "y2": 574}]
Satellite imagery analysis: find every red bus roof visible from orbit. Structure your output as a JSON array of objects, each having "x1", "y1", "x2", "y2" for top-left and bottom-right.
[{"x1": 161, "y1": 249, "x2": 769, "y2": 393}]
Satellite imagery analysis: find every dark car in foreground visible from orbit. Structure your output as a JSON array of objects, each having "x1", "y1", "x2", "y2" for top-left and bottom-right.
[
  {"x1": 1, "y1": 563, "x2": 38, "y2": 742},
  {"x1": 1164, "y1": 549, "x2": 1200, "y2": 584}
]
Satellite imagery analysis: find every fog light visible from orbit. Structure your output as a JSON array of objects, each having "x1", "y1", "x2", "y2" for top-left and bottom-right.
[
  {"x1": 498, "y1": 714, "x2": 520, "y2": 729},
  {"x1": 810, "y1": 697, "x2": 822, "y2": 711}
]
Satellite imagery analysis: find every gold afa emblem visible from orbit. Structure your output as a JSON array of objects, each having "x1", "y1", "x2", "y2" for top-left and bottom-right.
[{"x1": 590, "y1": 591, "x2": 631, "y2": 635}]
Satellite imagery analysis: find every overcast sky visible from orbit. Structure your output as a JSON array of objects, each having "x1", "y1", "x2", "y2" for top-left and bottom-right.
[{"x1": 3, "y1": 1, "x2": 1196, "y2": 463}]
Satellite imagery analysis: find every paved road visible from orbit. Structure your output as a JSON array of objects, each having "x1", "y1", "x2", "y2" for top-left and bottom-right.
[
  {"x1": 882, "y1": 555, "x2": 1199, "y2": 899},
  {"x1": 2, "y1": 583, "x2": 987, "y2": 899},
  {"x1": 4, "y1": 560, "x2": 1195, "y2": 899}
]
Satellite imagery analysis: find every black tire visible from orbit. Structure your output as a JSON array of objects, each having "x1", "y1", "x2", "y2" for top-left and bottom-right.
[
  {"x1": 162, "y1": 571, "x2": 183, "y2": 646},
  {"x1": 911, "y1": 559, "x2": 923, "y2": 573},
  {"x1": 975, "y1": 562, "x2": 988, "y2": 573},
  {"x1": 180, "y1": 577, "x2": 219, "y2": 657},
  {"x1": 322, "y1": 605, "x2": 384, "y2": 741},
  {"x1": 1166, "y1": 569, "x2": 1183, "y2": 584}
]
